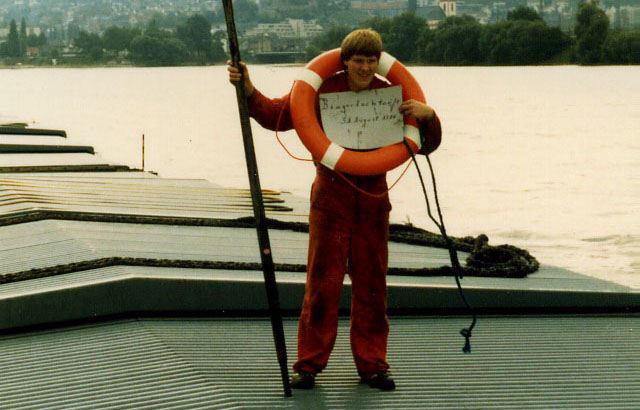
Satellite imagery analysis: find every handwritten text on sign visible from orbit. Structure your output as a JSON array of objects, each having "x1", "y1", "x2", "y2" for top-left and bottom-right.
[{"x1": 319, "y1": 86, "x2": 403, "y2": 150}]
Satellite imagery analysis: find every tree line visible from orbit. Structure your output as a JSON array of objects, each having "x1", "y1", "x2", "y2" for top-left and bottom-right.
[
  {"x1": 2, "y1": 3, "x2": 637, "y2": 66},
  {"x1": 0, "y1": 13, "x2": 226, "y2": 66},
  {"x1": 307, "y1": 4, "x2": 640, "y2": 65},
  {"x1": 0, "y1": 18, "x2": 47, "y2": 59},
  {"x1": 74, "y1": 14, "x2": 226, "y2": 66}
]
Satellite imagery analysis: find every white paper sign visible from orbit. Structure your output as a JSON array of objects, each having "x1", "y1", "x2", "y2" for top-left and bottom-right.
[{"x1": 319, "y1": 86, "x2": 404, "y2": 150}]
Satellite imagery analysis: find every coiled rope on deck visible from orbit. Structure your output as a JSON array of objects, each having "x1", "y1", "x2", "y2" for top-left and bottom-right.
[
  {"x1": 232, "y1": 216, "x2": 540, "y2": 278},
  {"x1": 0, "y1": 209, "x2": 539, "y2": 286}
]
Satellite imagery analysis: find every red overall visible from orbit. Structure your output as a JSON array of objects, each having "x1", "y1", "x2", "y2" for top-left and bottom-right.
[{"x1": 248, "y1": 72, "x2": 441, "y2": 376}]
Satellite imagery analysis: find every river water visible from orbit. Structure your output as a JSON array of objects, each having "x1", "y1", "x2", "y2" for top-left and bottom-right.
[{"x1": 1, "y1": 65, "x2": 638, "y2": 288}]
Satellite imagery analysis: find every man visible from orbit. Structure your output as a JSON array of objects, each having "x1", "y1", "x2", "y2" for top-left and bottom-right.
[{"x1": 228, "y1": 29, "x2": 441, "y2": 391}]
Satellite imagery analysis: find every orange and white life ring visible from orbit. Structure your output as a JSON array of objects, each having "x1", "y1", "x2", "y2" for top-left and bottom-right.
[{"x1": 290, "y1": 48, "x2": 425, "y2": 176}]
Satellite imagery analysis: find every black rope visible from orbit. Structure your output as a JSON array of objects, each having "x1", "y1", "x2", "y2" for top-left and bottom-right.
[{"x1": 402, "y1": 140, "x2": 477, "y2": 354}]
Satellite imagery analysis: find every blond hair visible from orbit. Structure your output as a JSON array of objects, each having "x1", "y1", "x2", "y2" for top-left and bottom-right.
[{"x1": 340, "y1": 28, "x2": 383, "y2": 62}]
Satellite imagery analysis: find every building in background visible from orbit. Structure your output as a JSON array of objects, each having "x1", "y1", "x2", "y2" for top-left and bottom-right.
[
  {"x1": 244, "y1": 18, "x2": 323, "y2": 62},
  {"x1": 439, "y1": 0, "x2": 457, "y2": 17},
  {"x1": 350, "y1": 0, "x2": 410, "y2": 17},
  {"x1": 259, "y1": 0, "x2": 321, "y2": 18},
  {"x1": 416, "y1": 5, "x2": 447, "y2": 29},
  {"x1": 245, "y1": 19, "x2": 323, "y2": 41}
]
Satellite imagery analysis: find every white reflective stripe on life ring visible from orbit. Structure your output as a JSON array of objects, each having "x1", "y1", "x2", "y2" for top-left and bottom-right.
[
  {"x1": 320, "y1": 142, "x2": 345, "y2": 170},
  {"x1": 377, "y1": 52, "x2": 396, "y2": 77},
  {"x1": 404, "y1": 124, "x2": 421, "y2": 150},
  {"x1": 297, "y1": 68, "x2": 323, "y2": 92}
]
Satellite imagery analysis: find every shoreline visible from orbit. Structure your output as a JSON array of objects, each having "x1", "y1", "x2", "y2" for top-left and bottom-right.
[{"x1": 2, "y1": 62, "x2": 639, "y2": 70}]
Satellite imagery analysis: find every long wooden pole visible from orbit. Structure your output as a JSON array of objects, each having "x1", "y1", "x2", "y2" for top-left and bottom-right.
[{"x1": 221, "y1": 0, "x2": 292, "y2": 398}]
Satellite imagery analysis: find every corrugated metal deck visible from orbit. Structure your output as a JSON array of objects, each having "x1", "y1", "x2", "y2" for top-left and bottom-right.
[
  {"x1": 0, "y1": 153, "x2": 112, "y2": 167},
  {"x1": 0, "y1": 126, "x2": 66, "y2": 138},
  {"x1": 0, "y1": 174, "x2": 308, "y2": 222},
  {"x1": 0, "y1": 171, "x2": 159, "y2": 179},
  {"x1": 0, "y1": 132, "x2": 116, "y2": 170},
  {"x1": 0, "y1": 135, "x2": 67, "y2": 145},
  {"x1": 0, "y1": 200, "x2": 636, "y2": 331},
  {"x1": 1, "y1": 130, "x2": 639, "y2": 409},
  {"x1": 0, "y1": 263, "x2": 637, "y2": 331},
  {"x1": 0, "y1": 220, "x2": 453, "y2": 276},
  {"x1": 0, "y1": 316, "x2": 637, "y2": 409}
]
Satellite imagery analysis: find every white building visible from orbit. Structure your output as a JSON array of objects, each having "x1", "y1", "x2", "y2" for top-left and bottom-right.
[
  {"x1": 350, "y1": 1, "x2": 408, "y2": 17},
  {"x1": 439, "y1": 0, "x2": 457, "y2": 17},
  {"x1": 246, "y1": 19, "x2": 323, "y2": 39},
  {"x1": 620, "y1": 5, "x2": 640, "y2": 29}
]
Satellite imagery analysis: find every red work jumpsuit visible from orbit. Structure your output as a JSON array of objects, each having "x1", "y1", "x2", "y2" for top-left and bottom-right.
[{"x1": 248, "y1": 71, "x2": 441, "y2": 377}]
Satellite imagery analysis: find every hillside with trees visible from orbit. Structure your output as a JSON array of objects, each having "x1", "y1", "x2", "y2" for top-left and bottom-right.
[
  {"x1": 306, "y1": 5, "x2": 638, "y2": 65},
  {"x1": 0, "y1": 2, "x2": 638, "y2": 66},
  {"x1": 0, "y1": 12, "x2": 226, "y2": 66}
]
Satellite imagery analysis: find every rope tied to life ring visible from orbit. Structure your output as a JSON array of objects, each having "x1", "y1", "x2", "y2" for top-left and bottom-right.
[
  {"x1": 280, "y1": 49, "x2": 541, "y2": 353},
  {"x1": 287, "y1": 48, "x2": 481, "y2": 352}
]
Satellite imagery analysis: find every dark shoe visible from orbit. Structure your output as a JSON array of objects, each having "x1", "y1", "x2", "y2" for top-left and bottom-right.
[
  {"x1": 360, "y1": 372, "x2": 396, "y2": 391},
  {"x1": 291, "y1": 371, "x2": 315, "y2": 389}
]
